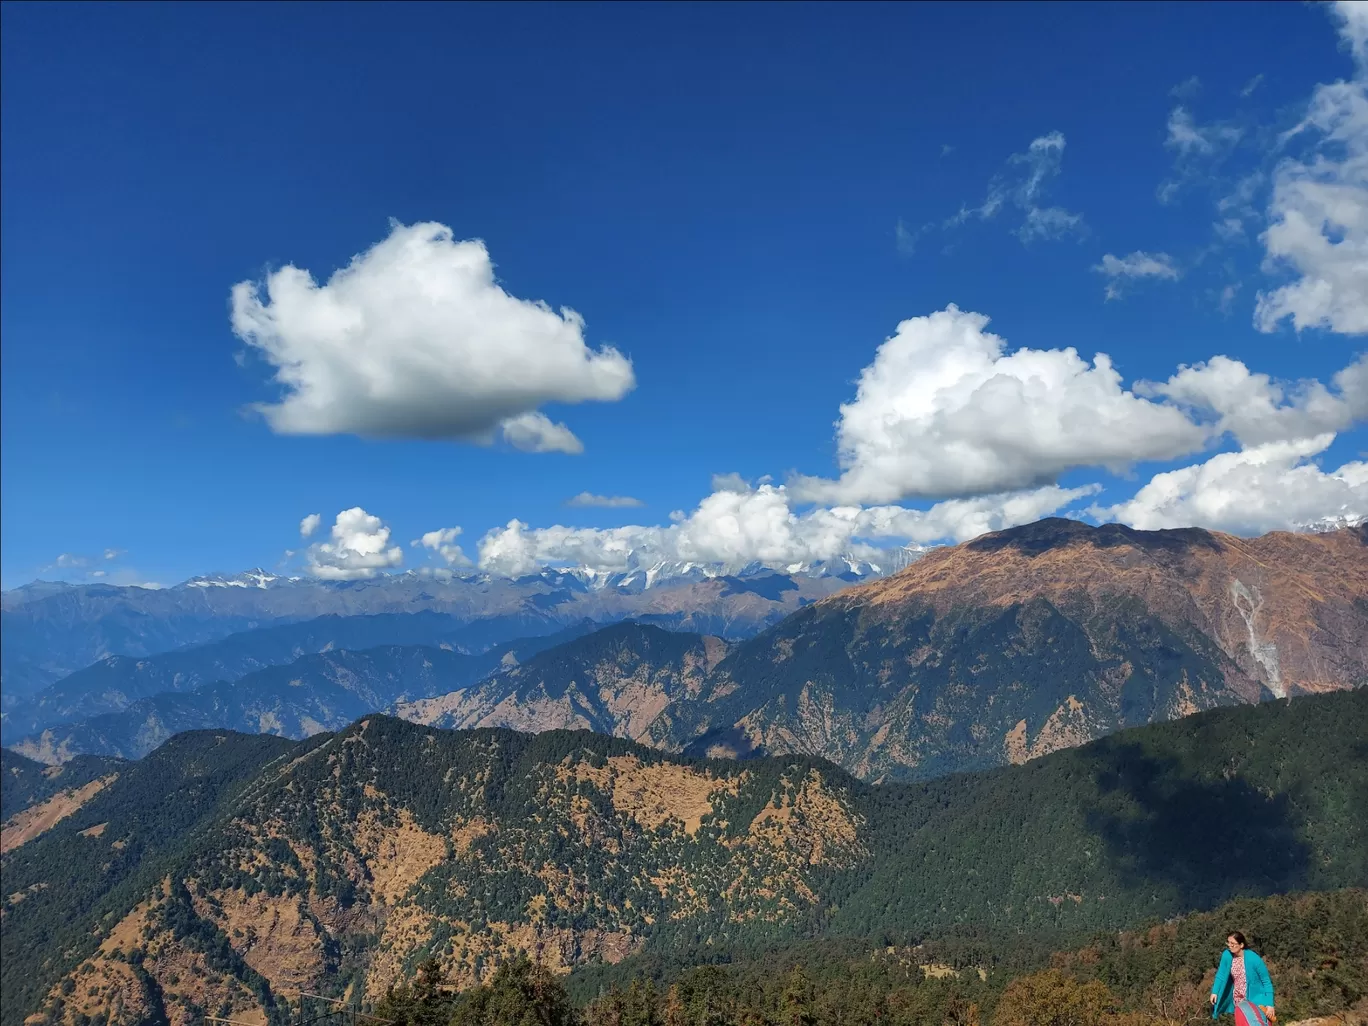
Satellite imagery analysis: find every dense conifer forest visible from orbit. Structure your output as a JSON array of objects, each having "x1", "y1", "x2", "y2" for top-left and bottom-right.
[
  {"x1": 378, "y1": 890, "x2": 1368, "y2": 1026},
  {"x1": 4, "y1": 691, "x2": 1365, "y2": 1026}
]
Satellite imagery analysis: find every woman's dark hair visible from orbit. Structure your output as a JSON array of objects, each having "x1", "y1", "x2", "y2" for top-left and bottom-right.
[{"x1": 1228, "y1": 931, "x2": 1248, "y2": 946}]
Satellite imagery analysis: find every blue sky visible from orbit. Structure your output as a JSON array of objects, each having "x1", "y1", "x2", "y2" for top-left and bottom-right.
[{"x1": 2, "y1": 1, "x2": 1365, "y2": 587}]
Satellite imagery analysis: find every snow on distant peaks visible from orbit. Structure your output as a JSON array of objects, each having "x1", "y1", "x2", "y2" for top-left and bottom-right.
[
  {"x1": 1297, "y1": 513, "x2": 1366, "y2": 534},
  {"x1": 178, "y1": 546, "x2": 930, "y2": 593},
  {"x1": 185, "y1": 568, "x2": 281, "y2": 589}
]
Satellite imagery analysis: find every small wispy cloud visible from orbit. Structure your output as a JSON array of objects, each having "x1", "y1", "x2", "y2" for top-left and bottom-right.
[
  {"x1": 36, "y1": 548, "x2": 157, "y2": 588},
  {"x1": 1170, "y1": 75, "x2": 1202, "y2": 99},
  {"x1": 1157, "y1": 107, "x2": 1247, "y2": 205},
  {"x1": 895, "y1": 218, "x2": 924, "y2": 255},
  {"x1": 901, "y1": 131, "x2": 1085, "y2": 254},
  {"x1": 413, "y1": 526, "x2": 471, "y2": 566},
  {"x1": 1239, "y1": 73, "x2": 1263, "y2": 98},
  {"x1": 1093, "y1": 251, "x2": 1181, "y2": 300},
  {"x1": 565, "y1": 492, "x2": 645, "y2": 509},
  {"x1": 1165, "y1": 106, "x2": 1243, "y2": 157}
]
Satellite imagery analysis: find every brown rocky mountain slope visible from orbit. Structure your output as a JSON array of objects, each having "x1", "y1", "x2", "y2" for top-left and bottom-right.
[
  {"x1": 388, "y1": 520, "x2": 1366, "y2": 782},
  {"x1": 856, "y1": 518, "x2": 1368, "y2": 700},
  {"x1": 395, "y1": 620, "x2": 730, "y2": 743},
  {"x1": 668, "y1": 519, "x2": 1368, "y2": 780}
]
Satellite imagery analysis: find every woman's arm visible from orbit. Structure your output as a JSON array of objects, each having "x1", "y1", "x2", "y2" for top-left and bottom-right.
[
  {"x1": 1254, "y1": 954, "x2": 1275, "y2": 1013},
  {"x1": 1211, "y1": 950, "x2": 1233, "y2": 1008}
]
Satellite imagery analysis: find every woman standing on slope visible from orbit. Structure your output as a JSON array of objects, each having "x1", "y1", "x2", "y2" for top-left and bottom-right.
[{"x1": 1211, "y1": 931, "x2": 1275, "y2": 1025}]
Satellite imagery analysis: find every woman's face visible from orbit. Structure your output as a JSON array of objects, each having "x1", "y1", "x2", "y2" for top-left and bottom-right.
[{"x1": 1227, "y1": 936, "x2": 1245, "y2": 954}]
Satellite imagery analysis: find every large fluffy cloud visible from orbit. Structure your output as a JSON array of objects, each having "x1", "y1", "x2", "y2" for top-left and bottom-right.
[
  {"x1": 788, "y1": 306, "x2": 1209, "y2": 504},
  {"x1": 304, "y1": 507, "x2": 403, "y2": 579},
  {"x1": 1255, "y1": 1, "x2": 1368, "y2": 335},
  {"x1": 474, "y1": 481, "x2": 1095, "y2": 577},
  {"x1": 231, "y1": 221, "x2": 635, "y2": 446},
  {"x1": 1139, "y1": 353, "x2": 1368, "y2": 446},
  {"x1": 1097, "y1": 435, "x2": 1368, "y2": 534}
]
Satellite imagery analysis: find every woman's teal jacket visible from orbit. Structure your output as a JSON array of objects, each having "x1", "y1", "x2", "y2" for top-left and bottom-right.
[{"x1": 1211, "y1": 950, "x2": 1274, "y2": 1018}]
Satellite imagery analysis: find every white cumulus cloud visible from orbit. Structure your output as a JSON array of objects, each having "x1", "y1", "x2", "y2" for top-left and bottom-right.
[
  {"x1": 499, "y1": 412, "x2": 584, "y2": 454},
  {"x1": 565, "y1": 492, "x2": 645, "y2": 508},
  {"x1": 414, "y1": 526, "x2": 470, "y2": 567},
  {"x1": 304, "y1": 507, "x2": 404, "y2": 580},
  {"x1": 475, "y1": 481, "x2": 1095, "y2": 577},
  {"x1": 710, "y1": 473, "x2": 752, "y2": 494},
  {"x1": 1254, "y1": 1, "x2": 1368, "y2": 335},
  {"x1": 299, "y1": 513, "x2": 321, "y2": 539},
  {"x1": 788, "y1": 305, "x2": 1209, "y2": 504},
  {"x1": 231, "y1": 221, "x2": 635, "y2": 445},
  {"x1": 853, "y1": 484, "x2": 1102, "y2": 547},
  {"x1": 1096, "y1": 434, "x2": 1368, "y2": 534},
  {"x1": 1094, "y1": 251, "x2": 1181, "y2": 300},
  {"x1": 1139, "y1": 353, "x2": 1368, "y2": 447}
]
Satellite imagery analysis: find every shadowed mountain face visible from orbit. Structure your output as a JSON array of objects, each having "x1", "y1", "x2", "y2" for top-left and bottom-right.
[
  {"x1": 0, "y1": 612, "x2": 573, "y2": 740},
  {"x1": 6, "y1": 624, "x2": 601, "y2": 764},
  {"x1": 2, "y1": 691, "x2": 1365, "y2": 1026},
  {"x1": 670, "y1": 519, "x2": 1368, "y2": 780}
]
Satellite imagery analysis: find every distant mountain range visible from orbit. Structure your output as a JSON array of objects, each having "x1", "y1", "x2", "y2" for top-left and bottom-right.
[
  {"x1": 6, "y1": 625, "x2": 599, "y2": 763},
  {"x1": 10, "y1": 520, "x2": 1365, "y2": 781},
  {"x1": 1, "y1": 554, "x2": 914, "y2": 708},
  {"x1": 2, "y1": 613, "x2": 591, "y2": 740},
  {"x1": 3, "y1": 690, "x2": 1365, "y2": 1026},
  {"x1": 403, "y1": 518, "x2": 1366, "y2": 781}
]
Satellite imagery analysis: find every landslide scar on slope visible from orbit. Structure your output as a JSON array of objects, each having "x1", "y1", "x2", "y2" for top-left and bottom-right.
[{"x1": 0, "y1": 774, "x2": 117, "y2": 853}]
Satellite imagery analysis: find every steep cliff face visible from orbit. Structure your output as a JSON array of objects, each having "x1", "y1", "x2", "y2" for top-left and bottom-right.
[{"x1": 674, "y1": 520, "x2": 1367, "y2": 781}]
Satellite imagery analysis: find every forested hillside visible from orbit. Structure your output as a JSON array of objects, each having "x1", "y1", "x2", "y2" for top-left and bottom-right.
[
  {"x1": 560, "y1": 889, "x2": 1368, "y2": 1026},
  {"x1": 0, "y1": 747, "x2": 122, "y2": 818},
  {"x1": 3, "y1": 689, "x2": 1365, "y2": 1026}
]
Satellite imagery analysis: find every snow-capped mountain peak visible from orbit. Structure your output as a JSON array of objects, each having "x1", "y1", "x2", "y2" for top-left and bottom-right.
[{"x1": 184, "y1": 568, "x2": 282, "y2": 590}]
